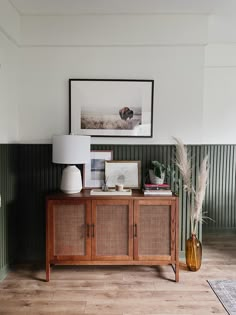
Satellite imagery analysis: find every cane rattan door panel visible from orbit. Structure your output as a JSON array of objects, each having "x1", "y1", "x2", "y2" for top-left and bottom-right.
[
  {"x1": 50, "y1": 200, "x2": 91, "y2": 260},
  {"x1": 92, "y1": 200, "x2": 133, "y2": 260},
  {"x1": 134, "y1": 200, "x2": 176, "y2": 261}
]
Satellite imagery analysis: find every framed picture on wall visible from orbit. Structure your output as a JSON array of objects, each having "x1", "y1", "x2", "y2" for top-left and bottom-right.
[
  {"x1": 83, "y1": 150, "x2": 113, "y2": 188},
  {"x1": 69, "y1": 79, "x2": 154, "y2": 137}
]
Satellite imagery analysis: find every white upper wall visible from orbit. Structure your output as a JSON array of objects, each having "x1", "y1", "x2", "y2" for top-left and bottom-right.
[
  {"x1": 18, "y1": 14, "x2": 207, "y2": 144},
  {"x1": 0, "y1": 0, "x2": 20, "y2": 143},
  {"x1": 9, "y1": 0, "x2": 218, "y2": 15},
  {"x1": 19, "y1": 45, "x2": 205, "y2": 144},
  {"x1": 203, "y1": 11, "x2": 236, "y2": 144},
  {"x1": 1, "y1": 0, "x2": 236, "y2": 144},
  {"x1": 0, "y1": 0, "x2": 20, "y2": 44},
  {"x1": 208, "y1": 15, "x2": 236, "y2": 43},
  {"x1": 21, "y1": 15, "x2": 207, "y2": 46}
]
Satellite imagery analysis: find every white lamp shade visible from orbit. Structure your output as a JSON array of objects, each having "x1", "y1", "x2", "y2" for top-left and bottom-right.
[{"x1": 53, "y1": 135, "x2": 90, "y2": 164}]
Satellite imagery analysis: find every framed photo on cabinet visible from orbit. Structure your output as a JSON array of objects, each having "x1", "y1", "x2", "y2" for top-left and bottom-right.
[
  {"x1": 105, "y1": 160, "x2": 141, "y2": 189},
  {"x1": 69, "y1": 79, "x2": 154, "y2": 137},
  {"x1": 83, "y1": 150, "x2": 113, "y2": 188}
]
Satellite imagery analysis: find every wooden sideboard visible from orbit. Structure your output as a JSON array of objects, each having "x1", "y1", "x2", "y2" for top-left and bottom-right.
[{"x1": 46, "y1": 190, "x2": 179, "y2": 282}]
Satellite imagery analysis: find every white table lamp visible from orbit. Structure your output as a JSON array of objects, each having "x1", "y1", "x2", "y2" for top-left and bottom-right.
[{"x1": 52, "y1": 135, "x2": 90, "y2": 194}]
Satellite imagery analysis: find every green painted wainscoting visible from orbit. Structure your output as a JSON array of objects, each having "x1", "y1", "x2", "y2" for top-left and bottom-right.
[
  {"x1": 15, "y1": 144, "x2": 236, "y2": 263},
  {"x1": 0, "y1": 144, "x2": 236, "y2": 265},
  {"x1": 0, "y1": 145, "x2": 18, "y2": 280}
]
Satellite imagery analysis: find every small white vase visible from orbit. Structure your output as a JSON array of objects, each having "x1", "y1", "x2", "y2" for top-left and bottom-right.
[{"x1": 149, "y1": 169, "x2": 165, "y2": 184}]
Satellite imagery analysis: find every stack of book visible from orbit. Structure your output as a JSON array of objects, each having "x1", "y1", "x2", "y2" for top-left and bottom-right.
[{"x1": 143, "y1": 183, "x2": 172, "y2": 196}]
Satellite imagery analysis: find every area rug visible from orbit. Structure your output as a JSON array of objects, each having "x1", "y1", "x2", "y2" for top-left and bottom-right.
[{"x1": 208, "y1": 280, "x2": 236, "y2": 315}]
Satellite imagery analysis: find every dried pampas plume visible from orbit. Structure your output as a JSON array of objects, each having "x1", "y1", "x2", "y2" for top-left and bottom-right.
[
  {"x1": 173, "y1": 137, "x2": 209, "y2": 235},
  {"x1": 193, "y1": 155, "x2": 209, "y2": 234},
  {"x1": 173, "y1": 137, "x2": 192, "y2": 194}
]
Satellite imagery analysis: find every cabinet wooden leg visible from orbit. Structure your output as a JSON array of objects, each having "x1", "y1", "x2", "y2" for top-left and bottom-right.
[
  {"x1": 175, "y1": 264, "x2": 179, "y2": 282},
  {"x1": 46, "y1": 263, "x2": 50, "y2": 282},
  {"x1": 171, "y1": 263, "x2": 179, "y2": 282}
]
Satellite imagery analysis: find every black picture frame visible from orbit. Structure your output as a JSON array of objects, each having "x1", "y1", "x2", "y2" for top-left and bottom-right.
[{"x1": 69, "y1": 79, "x2": 154, "y2": 137}]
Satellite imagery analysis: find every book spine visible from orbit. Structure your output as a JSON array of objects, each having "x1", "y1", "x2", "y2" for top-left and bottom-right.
[
  {"x1": 144, "y1": 185, "x2": 170, "y2": 190},
  {"x1": 143, "y1": 191, "x2": 172, "y2": 196},
  {"x1": 143, "y1": 189, "x2": 172, "y2": 193}
]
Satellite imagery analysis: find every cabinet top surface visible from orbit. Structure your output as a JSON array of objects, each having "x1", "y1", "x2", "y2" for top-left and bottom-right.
[{"x1": 46, "y1": 190, "x2": 178, "y2": 201}]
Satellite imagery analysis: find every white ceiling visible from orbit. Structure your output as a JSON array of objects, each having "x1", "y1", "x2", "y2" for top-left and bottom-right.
[{"x1": 9, "y1": 0, "x2": 236, "y2": 16}]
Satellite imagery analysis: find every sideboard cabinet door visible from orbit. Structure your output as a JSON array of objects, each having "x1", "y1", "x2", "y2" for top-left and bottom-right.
[
  {"x1": 47, "y1": 200, "x2": 92, "y2": 262},
  {"x1": 133, "y1": 199, "x2": 177, "y2": 262},
  {"x1": 91, "y1": 199, "x2": 133, "y2": 261}
]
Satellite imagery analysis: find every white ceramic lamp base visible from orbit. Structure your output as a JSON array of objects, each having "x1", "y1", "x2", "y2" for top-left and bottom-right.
[{"x1": 60, "y1": 165, "x2": 82, "y2": 194}]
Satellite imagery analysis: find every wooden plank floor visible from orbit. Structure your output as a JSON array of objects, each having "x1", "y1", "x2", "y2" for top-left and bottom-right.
[{"x1": 0, "y1": 233, "x2": 236, "y2": 314}]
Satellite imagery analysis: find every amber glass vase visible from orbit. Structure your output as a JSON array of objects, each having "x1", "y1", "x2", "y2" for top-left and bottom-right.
[{"x1": 186, "y1": 234, "x2": 202, "y2": 271}]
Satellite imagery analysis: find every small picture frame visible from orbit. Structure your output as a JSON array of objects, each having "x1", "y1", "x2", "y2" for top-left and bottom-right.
[
  {"x1": 83, "y1": 150, "x2": 113, "y2": 188},
  {"x1": 105, "y1": 160, "x2": 141, "y2": 189}
]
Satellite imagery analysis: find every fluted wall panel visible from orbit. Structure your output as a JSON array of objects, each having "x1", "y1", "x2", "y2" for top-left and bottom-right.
[
  {"x1": 1, "y1": 144, "x2": 236, "y2": 264},
  {"x1": 0, "y1": 145, "x2": 17, "y2": 280},
  {"x1": 202, "y1": 145, "x2": 236, "y2": 230},
  {"x1": 17, "y1": 144, "x2": 65, "y2": 261}
]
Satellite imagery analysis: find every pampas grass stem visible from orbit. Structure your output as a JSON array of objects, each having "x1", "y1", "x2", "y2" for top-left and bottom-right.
[{"x1": 173, "y1": 137, "x2": 209, "y2": 236}]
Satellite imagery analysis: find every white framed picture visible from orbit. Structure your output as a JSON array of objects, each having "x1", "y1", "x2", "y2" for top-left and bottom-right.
[{"x1": 83, "y1": 150, "x2": 113, "y2": 188}]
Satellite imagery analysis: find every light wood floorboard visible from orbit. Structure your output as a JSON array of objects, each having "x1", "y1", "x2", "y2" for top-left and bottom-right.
[{"x1": 0, "y1": 233, "x2": 236, "y2": 314}]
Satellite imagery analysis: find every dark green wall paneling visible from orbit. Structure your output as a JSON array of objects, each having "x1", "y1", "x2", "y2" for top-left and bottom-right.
[
  {"x1": 16, "y1": 144, "x2": 82, "y2": 262},
  {"x1": 203, "y1": 145, "x2": 236, "y2": 230},
  {"x1": 1, "y1": 144, "x2": 236, "y2": 265},
  {"x1": 0, "y1": 145, "x2": 17, "y2": 280},
  {"x1": 15, "y1": 144, "x2": 236, "y2": 262},
  {"x1": 17, "y1": 145, "x2": 65, "y2": 261}
]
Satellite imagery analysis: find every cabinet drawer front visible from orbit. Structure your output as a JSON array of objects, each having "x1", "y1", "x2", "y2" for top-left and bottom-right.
[{"x1": 53, "y1": 204, "x2": 88, "y2": 257}]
